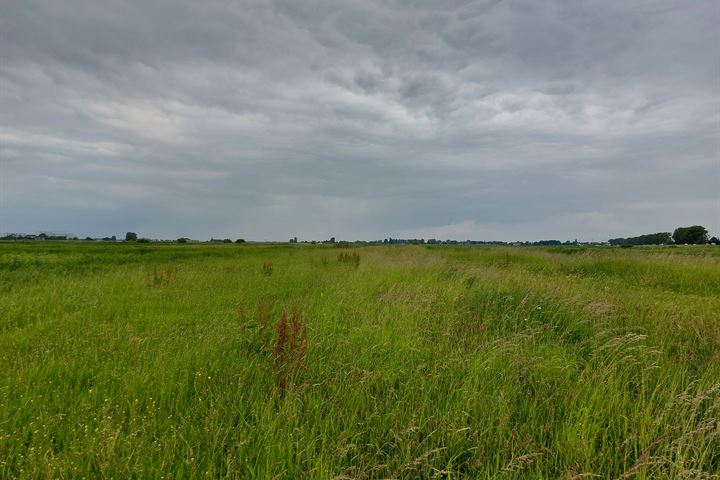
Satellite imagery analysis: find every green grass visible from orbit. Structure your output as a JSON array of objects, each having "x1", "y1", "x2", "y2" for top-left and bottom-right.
[{"x1": 1, "y1": 242, "x2": 718, "y2": 478}]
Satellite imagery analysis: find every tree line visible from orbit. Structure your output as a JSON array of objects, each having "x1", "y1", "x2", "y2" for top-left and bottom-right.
[
  {"x1": 609, "y1": 225, "x2": 718, "y2": 246},
  {"x1": 3, "y1": 225, "x2": 718, "y2": 246}
]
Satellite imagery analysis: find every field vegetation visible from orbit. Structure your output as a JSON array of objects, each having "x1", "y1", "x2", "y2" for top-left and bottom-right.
[{"x1": 1, "y1": 242, "x2": 718, "y2": 478}]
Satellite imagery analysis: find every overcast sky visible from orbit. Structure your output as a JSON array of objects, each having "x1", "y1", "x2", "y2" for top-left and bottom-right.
[{"x1": 1, "y1": 0, "x2": 718, "y2": 241}]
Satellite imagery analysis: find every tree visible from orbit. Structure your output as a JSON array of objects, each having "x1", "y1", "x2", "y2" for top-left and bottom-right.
[
  {"x1": 125, "y1": 232, "x2": 138, "y2": 242},
  {"x1": 608, "y1": 232, "x2": 671, "y2": 246},
  {"x1": 177, "y1": 237, "x2": 188, "y2": 243},
  {"x1": 235, "y1": 238, "x2": 246, "y2": 243},
  {"x1": 710, "y1": 236, "x2": 720, "y2": 245},
  {"x1": 673, "y1": 225, "x2": 708, "y2": 245}
]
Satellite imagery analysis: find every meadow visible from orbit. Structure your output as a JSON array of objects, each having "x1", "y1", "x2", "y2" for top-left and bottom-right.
[{"x1": 0, "y1": 242, "x2": 718, "y2": 479}]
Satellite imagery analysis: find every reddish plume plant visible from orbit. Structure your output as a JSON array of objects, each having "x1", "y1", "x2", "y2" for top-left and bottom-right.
[
  {"x1": 272, "y1": 305, "x2": 307, "y2": 393},
  {"x1": 337, "y1": 251, "x2": 360, "y2": 268}
]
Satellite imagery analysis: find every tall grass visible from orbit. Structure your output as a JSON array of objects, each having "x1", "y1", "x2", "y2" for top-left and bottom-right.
[{"x1": 0, "y1": 243, "x2": 718, "y2": 478}]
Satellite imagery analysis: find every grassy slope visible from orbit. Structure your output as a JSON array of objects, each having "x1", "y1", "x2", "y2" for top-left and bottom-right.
[{"x1": 0, "y1": 243, "x2": 718, "y2": 479}]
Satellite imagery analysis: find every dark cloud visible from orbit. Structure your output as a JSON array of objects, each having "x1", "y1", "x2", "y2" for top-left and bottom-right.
[{"x1": 1, "y1": 0, "x2": 718, "y2": 240}]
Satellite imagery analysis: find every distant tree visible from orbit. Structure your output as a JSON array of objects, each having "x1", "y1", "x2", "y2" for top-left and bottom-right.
[
  {"x1": 649, "y1": 232, "x2": 672, "y2": 244},
  {"x1": 609, "y1": 232, "x2": 672, "y2": 246},
  {"x1": 125, "y1": 232, "x2": 138, "y2": 242},
  {"x1": 223, "y1": 238, "x2": 232, "y2": 243},
  {"x1": 709, "y1": 236, "x2": 720, "y2": 245},
  {"x1": 535, "y1": 240, "x2": 562, "y2": 246},
  {"x1": 177, "y1": 237, "x2": 188, "y2": 243},
  {"x1": 137, "y1": 237, "x2": 150, "y2": 243},
  {"x1": 330, "y1": 237, "x2": 336, "y2": 243},
  {"x1": 673, "y1": 225, "x2": 708, "y2": 245},
  {"x1": 235, "y1": 238, "x2": 246, "y2": 243}
]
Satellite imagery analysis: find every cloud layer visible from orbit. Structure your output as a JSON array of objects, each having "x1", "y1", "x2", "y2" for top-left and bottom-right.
[{"x1": 2, "y1": 0, "x2": 718, "y2": 240}]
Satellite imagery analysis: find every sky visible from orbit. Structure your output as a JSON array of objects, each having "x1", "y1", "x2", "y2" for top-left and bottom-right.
[{"x1": 1, "y1": 0, "x2": 718, "y2": 242}]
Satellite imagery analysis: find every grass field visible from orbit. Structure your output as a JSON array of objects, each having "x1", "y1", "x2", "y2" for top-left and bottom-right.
[{"x1": 1, "y1": 242, "x2": 718, "y2": 479}]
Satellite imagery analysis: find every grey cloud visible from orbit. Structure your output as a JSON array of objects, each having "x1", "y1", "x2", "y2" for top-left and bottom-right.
[{"x1": 1, "y1": 0, "x2": 718, "y2": 240}]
